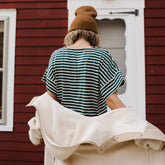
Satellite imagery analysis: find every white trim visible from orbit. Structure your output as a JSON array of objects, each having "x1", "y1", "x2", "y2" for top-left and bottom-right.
[
  {"x1": 0, "y1": 9, "x2": 16, "y2": 131},
  {"x1": 68, "y1": 0, "x2": 144, "y2": 10},
  {"x1": 0, "y1": 125, "x2": 13, "y2": 131},
  {"x1": 135, "y1": 9, "x2": 146, "y2": 118},
  {"x1": 68, "y1": 1, "x2": 145, "y2": 119}
]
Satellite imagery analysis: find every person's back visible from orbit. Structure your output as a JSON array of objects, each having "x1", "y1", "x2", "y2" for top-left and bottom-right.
[
  {"x1": 42, "y1": 6, "x2": 126, "y2": 116},
  {"x1": 42, "y1": 46, "x2": 124, "y2": 116}
]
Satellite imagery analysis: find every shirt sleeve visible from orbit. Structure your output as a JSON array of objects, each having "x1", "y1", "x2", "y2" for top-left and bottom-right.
[
  {"x1": 41, "y1": 52, "x2": 57, "y2": 96},
  {"x1": 99, "y1": 51, "x2": 124, "y2": 101}
]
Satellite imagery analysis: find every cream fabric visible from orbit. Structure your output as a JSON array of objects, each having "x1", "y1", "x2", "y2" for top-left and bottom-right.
[{"x1": 27, "y1": 92, "x2": 165, "y2": 165}]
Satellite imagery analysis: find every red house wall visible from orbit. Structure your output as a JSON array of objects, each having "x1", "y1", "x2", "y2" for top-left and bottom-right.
[
  {"x1": 0, "y1": 0, "x2": 164, "y2": 164},
  {"x1": 0, "y1": 0, "x2": 67, "y2": 164},
  {"x1": 145, "y1": 0, "x2": 165, "y2": 133}
]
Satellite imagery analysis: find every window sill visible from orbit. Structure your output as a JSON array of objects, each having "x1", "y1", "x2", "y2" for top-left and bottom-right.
[{"x1": 0, "y1": 125, "x2": 13, "y2": 132}]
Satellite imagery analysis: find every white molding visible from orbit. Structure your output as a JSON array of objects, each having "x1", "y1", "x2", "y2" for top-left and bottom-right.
[
  {"x1": 135, "y1": 9, "x2": 146, "y2": 118},
  {"x1": 68, "y1": 0, "x2": 144, "y2": 10},
  {"x1": 0, "y1": 9, "x2": 16, "y2": 131},
  {"x1": 68, "y1": 1, "x2": 146, "y2": 118},
  {"x1": 0, "y1": 125, "x2": 13, "y2": 131}
]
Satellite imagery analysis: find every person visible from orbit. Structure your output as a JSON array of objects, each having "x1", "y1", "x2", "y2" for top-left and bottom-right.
[
  {"x1": 42, "y1": 6, "x2": 126, "y2": 116},
  {"x1": 27, "y1": 6, "x2": 165, "y2": 165}
]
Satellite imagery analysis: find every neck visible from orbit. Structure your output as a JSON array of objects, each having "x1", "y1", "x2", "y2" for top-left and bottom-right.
[{"x1": 68, "y1": 38, "x2": 92, "y2": 49}]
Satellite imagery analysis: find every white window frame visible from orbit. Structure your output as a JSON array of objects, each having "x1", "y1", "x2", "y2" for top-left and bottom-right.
[
  {"x1": 68, "y1": 0, "x2": 146, "y2": 119},
  {"x1": 0, "y1": 9, "x2": 16, "y2": 131}
]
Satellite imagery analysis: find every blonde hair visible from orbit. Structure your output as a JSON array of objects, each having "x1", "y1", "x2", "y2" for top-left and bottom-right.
[{"x1": 64, "y1": 29, "x2": 100, "y2": 47}]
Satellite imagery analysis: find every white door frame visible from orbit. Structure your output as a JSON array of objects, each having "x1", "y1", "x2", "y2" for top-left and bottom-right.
[{"x1": 68, "y1": 0, "x2": 145, "y2": 119}]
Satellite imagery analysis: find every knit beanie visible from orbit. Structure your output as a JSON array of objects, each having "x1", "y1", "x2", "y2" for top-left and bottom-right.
[{"x1": 69, "y1": 6, "x2": 98, "y2": 34}]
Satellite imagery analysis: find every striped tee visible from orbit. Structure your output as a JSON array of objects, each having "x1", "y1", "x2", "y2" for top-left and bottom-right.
[{"x1": 42, "y1": 46, "x2": 124, "y2": 116}]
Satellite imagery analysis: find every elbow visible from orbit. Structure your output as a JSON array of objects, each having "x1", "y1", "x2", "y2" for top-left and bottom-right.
[
  {"x1": 105, "y1": 91, "x2": 126, "y2": 110},
  {"x1": 106, "y1": 92, "x2": 117, "y2": 107}
]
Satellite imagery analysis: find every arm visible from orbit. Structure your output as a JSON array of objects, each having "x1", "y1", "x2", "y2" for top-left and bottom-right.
[
  {"x1": 106, "y1": 91, "x2": 126, "y2": 110},
  {"x1": 47, "y1": 91, "x2": 58, "y2": 101}
]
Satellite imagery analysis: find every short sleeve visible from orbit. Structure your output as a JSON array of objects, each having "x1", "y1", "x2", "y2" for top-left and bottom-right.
[
  {"x1": 41, "y1": 52, "x2": 57, "y2": 96},
  {"x1": 99, "y1": 51, "x2": 124, "y2": 101}
]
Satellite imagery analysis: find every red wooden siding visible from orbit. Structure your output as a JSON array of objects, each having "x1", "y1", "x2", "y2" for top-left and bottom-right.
[
  {"x1": 145, "y1": 0, "x2": 165, "y2": 133},
  {"x1": 0, "y1": 1, "x2": 67, "y2": 165},
  {"x1": 0, "y1": 0, "x2": 164, "y2": 164}
]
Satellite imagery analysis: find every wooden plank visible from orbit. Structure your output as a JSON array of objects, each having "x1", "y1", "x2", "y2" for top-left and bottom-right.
[
  {"x1": 0, "y1": 151, "x2": 43, "y2": 161},
  {"x1": 17, "y1": 28, "x2": 67, "y2": 37},
  {"x1": 146, "y1": 85, "x2": 165, "y2": 94},
  {"x1": 145, "y1": 46, "x2": 165, "y2": 56},
  {"x1": 15, "y1": 84, "x2": 45, "y2": 93},
  {"x1": 15, "y1": 66, "x2": 46, "y2": 75},
  {"x1": 14, "y1": 112, "x2": 34, "y2": 123},
  {"x1": 146, "y1": 75, "x2": 165, "y2": 85},
  {"x1": 17, "y1": 19, "x2": 67, "y2": 28},
  {"x1": 14, "y1": 104, "x2": 36, "y2": 113},
  {"x1": 14, "y1": 121, "x2": 32, "y2": 129},
  {"x1": 16, "y1": 37, "x2": 64, "y2": 46},
  {"x1": 145, "y1": 37, "x2": 165, "y2": 46},
  {"x1": 15, "y1": 75, "x2": 44, "y2": 84},
  {"x1": 15, "y1": 56, "x2": 50, "y2": 65},
  {"x1": 146, "y1": 94, "x2": 165, "y2": 104},
  {"x1": 146, "y1": 65, "x2": 165, "y2": 75},
  {"x1": 14, "y1": 123, "x2": 30, "y2": 133},
  {"x1": 145, "y1": 9, "x2": 165, "y2": 18},
  {"x1": 145, "y1": 27, "x2": 165, "y2": 36},
  {"x1": 146, "y1": 0, "x2": 164, "y2": 1},
  {"x1": 0, "y1": 133, "x2": 29, "y2": 142},
  {"x1": 145, "y1": 1, "x2": 165, "y2": 8},
  {"x1": 145, "y1": 18, "x2": 165, "y2": 27},
  {"x1": 0, "y1": 160, "x2": 43, "y2": 165},
  {"x1": 15, "y1": 46, "x2": 58, "y2": 56},
  {"x1": 17, "y1": 9, "x2": 67, "y2": 20},
  {"x1": 153, "y1": 124, "x2": 165, "y2": 133},
  {"x1": 145, "y1": 55, "x2": 165, "y2": 64},
  {"x1": 14, "y1": 94, "x2": 39, "y2": 104},
  {"x1": 0, "y1": 0, "x2": 66, "y2": 2},
  {"x1": 0, "y1": 142, "x2": 43, "y2": 151},
  {"x1": 146, "y1": 104, "x2": 165, "y2": 113},
  {"x1": 0, "y1": 2, "x2": 67, "y2": 9},
  {"x1": 147, "y1": 114, "x2": 165, "y2": 124}
]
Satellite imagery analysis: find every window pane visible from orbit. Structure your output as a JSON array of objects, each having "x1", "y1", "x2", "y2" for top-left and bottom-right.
[
  {"x1": 0, "y1": 72, "x2": 2, "y2": 119},
  {"x1": 0, "y1": 21, "x2": 4, "y2": 68},
  {"x1": 96, "y1": 19, "x2": 126, "y2": 94},
  {"x1": 0, "y1": 21, "x2": 3, "y2": 120}
]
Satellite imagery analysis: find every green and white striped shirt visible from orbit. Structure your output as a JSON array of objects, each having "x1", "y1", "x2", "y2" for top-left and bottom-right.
[{"x1": 42, "y1": 46, "x2": 124, "y2": 116}]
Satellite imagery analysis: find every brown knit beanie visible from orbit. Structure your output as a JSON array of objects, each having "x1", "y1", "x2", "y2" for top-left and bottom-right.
[{"x1": 69, "y1": 6, "x2": 98, "y2": 34}]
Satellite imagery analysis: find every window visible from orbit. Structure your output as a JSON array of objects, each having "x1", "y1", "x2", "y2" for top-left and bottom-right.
[
  {"x1": 95, "y1": 9, "x2": 145, "y2": 119},
  {"x1": 0, "y1": 21, "x2": 5, "y2": 121},
  {"x1": 0, "y1": 10, "x2": 16, "y2": 131},
  {"x1": 96, "y1": 19, "x2": 126, "y2": 95}
]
